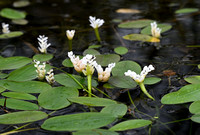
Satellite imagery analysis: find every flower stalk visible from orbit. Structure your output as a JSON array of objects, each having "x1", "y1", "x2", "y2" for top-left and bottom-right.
[
  {"x1": 66, "y1": 30, "x2": 75, "y2": 51},
  {"x1": 68, "y1": 39, "x2": 72, "y2": 51},
  {"x1": 87, "y1": 74, "x2": 92, "y2": 97},
  {"x1": 94, "y1": 28, "x2": 101, "y2": 42},
  {"x1": 138, "y1": 82, "x2": 155, "y2": 100}
]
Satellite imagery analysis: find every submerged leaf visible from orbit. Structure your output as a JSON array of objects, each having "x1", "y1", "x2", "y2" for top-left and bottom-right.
[
  {"x1": 116, "y1": 8, "x2": 141, "y2": 14},
  {"x1": 123, "y1": 34, "x2": 160, "y2": 42},
  {"x1": 12, "y1": 19, "x2": 28, "y2": 25},
  {"x1": 118, "y1": 20, "x2": 154, "y2": 28},
  {"x1": 0, "y1": 31, "x2": 24, "y2": 39},
  {"x1": 0, "y1": 8, "x2": 26, "y2": 19},
  {"x1": 13, "y1": 0, "x2": 30, "y2": 8}
]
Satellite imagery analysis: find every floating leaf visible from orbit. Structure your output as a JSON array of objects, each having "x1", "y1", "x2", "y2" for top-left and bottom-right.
[
  {"x1": 109, "y1": 119, "x2": 152, "y2": 131},
  {"x1": 116, "y1": 8, "x2": 140, "y2": 14},
  {"x1": 33, "y1": 54, "x2": 53, "y2": 62},
  {"x1": 141, "y1": 24, "x2": 172, "y2": 35},
  {"x1": 184, "y1": 76, "x2": 200, "y2": 84},
  {"x1": 112, "y1": 61, "x2": 141, "y2": 76},
  {"x1": 0, "y1": 98, "x2": 38, "y2": 110},
  {"x1": 0, "y1": 80, "x2": 51, "y2": 93},
  {"x1": 143, "y1": 77, "x2": 161, "y2": 85},
  {"x1": 0, "y1": 111, "x2": 48, "y2": 124},
  {"x1": 0, "y1": 73, "x2": 8, "y2": 79},
  {"x1": 13, "y1": 0, "x2": 30, "y2": 8},
  {"x1": 175, "y1": 8, "x2": 199, "y2": 14},
  {"x1": 108, "y1": 76, "x2": 137, "y2": 89},
  {"x1": 96, "y1": 54, "x2": 120, "y2": 67},
  {"x1": 88, "y1": 45, "x2": 102, "y2": 49},
  {"x1": 0, "y1": 31, "x2": 23, "y2": 39},
  {"x1": 41, "y1": 112, "x2": 116, "y2": 131},
  {"x1": 38, "y1": 87, "x2": 78, "y2": 110},
  {"x1": 198, "y1": 64, "x2": 200, "y2": 69},
  {"x1": 114, "y1": 46, "x2": 128, "y2": 55},
  {"x1": 73, "y1": 129, "x2": 119, "y2": 135},
  {"x1": 189, "y1": 101, "x2": 200, "y2": 114},
  {"x1": 0, "y1": 56, "x2": 31, "y2": 70},
  {"x1": 103, "y1": 83, "x2": 115, "y2": 89},
  {"x1": 62, "y1": 58, "x2": 73, "y2": 67},
  {"x1": 101, "y1": 104, "x2": 127, "y2": 118},
  {"x1": 12, "y1": 19, "x2": 28, "y2": 25},
  {"x1": 118, "y1": 20, "x2": 154, "y2": 28},
  {"x1": 2, "y1": 92, "x2": 36, "y2": 100},
  {"x1": 191, "y1": 114, "x2": 200, "y2": 123},
  {"x1": 0, "y1": 87, "x2": 6, "y2": 93},
  {"x1": 123, "y1": 34, "x2": 160, "y2": 42},
  {"x1": 83, "y1": 48, "x2": 100, "y2": 56},
  {"x1": 0, "y1": 8, "x2": 26, "y2": 19},
  {"x1": 68, "y1": 97, "x2": 116, "y2": 106},
  {"x1": 161, "y1": 84, "x2": 200, "y2": 104}
]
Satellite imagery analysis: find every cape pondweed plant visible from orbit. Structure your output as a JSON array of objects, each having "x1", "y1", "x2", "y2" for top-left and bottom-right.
[
  {"x1": 45, "y1": 69, "x2": 55, "y2": 85},
  {"x1": 37, "y1": 35, "x2": 51, "y2": 54},
  {"x1": 2, "y1": 22, "x2": 10, "y2": 34},
  {"x1": 125, "y1": 65, "x2": 155, "y2": 100},
  {"x1": 151, "y1": 22, "x2": 161, "y2": 38},
  {"x1": 89, "y1": 16, "x2": 104, "y2": 42},
  {"x1": 66, "y1": 30, "x2": 75, "y2": 51},
  {"x1": 34, "y1": 60, "x2": 46, "y2": 80}
]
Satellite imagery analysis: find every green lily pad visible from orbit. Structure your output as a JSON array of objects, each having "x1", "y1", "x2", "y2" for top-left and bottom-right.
[
  {"x1": 2, "y1": 92, "x2": 36, "y2": 100},
  {"x1": 0, "y1": 87, "x2": 6, "y2": 93},
  {"x1": 62, "y1": 58, "x2": 73, "y2": 67},
  {"x1": 88, "y1": 45, "x2": 102, "y2": 49},
  {"x1": 12, "y1": 19, "x2": 28, "y2": 25},
  {"x1": 184, "y1": 76, "x2": 200, "y2": 84},
  {"x1": 143, "y1": 77, "x2": 161, "y2": 85},
  {"x1": 161, "y1": 84, "x2": 200, "y2": 104},
  {"x1": 95, "y1": 54, "x2": 120, "y2": 67},
  {"x1": 41, "y1": 112, "x2": 116, "y2": 131},
  {"x1": 123, "y1": 34, "x2": 160, "y2": 42},
  {"x1": 0, "y1": 73, "x2": 8, "y2": 79},
  {"x1": 141, "y1": 24, "x2": 172, "y2": 35},
  {"x1": 114, "y1": 46, "x2": 128, "y2": 55},
  {"x1": 0, "y1": 98, "x2": 38, "y2": 110},
  {"x1": 101, "y1": 104, "x2": 127, "y2": 118},
  {"x1": 189, "y1": 100, "x2": 200, "y2": 114},
  {"x1": 83, "y1": 48, "x2": 100, "y2": 56},
  {"x1": 73, "y1": 129, "x2": 119, "y2": 135},
  {"x1": 0, "y1": 111, "x2": 48, "y2": 124},
  {"x1": 38, "y1": 87, "x2": 78, "y2": 110},
  {"x1": 68, "y1": 97, "x2": 116, "y2": 107},
  {"x1": 103, "y1": 83, "x2": 115, "y2": 89},
  {"x1": 112, "y1": 60, "x2": 141, "y2": 76},
  {"x1": 33, "y1": 54, "x2": 53, "y2": 62},
  {"x1": 108, "y1": 76, "x2": 137, "y2": 89},
  {"x1": 0, "y1": 8, "x2": 26, "y2": 19},
  {"x1": 0, "y1": 31, "x2": 24, "y2": 39},
  {"x1": 175, "y1": 8, "x2": 199, "y2": 14},
  {"x1": 0, "y1": 80, "x2": 51, "y2": 93},
  {"x1": 118, "y1": 20, "x2": 154, "y2": 28},
  {"x1": 13, "y1": 0, "x2": 30, "y2": 8},
  {"x1": 109, "y1": 119, "x2": 152, "y2": 131},
  {"x1": 191, "y1": 114, "x2": 200, "y2": 123},
  {"x1": 0, "y1": 56, "x2": 31, "y2": 70}
]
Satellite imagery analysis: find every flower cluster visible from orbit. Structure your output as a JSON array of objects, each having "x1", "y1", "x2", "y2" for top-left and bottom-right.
[
  {"x1": 89, "y1": 16, "x2": 104, "y2": 29},
  {"x1": 45, "y1": 69, "x2": 55, "y2": 85},
  {"x1": 66, "y1": 30, "x2": 75, "y2": 40},
  {"x1": 125, "y1": 65, "x2": 155, "y2": 83},
  {"x1": 2, "y1": 23, "x2": 10, "y2": 34},
  {"x1": 37, "y1": 35, "x2": 51, "y2": 53},
  {"x1": 151, "y1": 22, "x2": 161, "y2": 38},
  {"x1": 34, "y1": 60, "x2": 46, "y2": 80}
]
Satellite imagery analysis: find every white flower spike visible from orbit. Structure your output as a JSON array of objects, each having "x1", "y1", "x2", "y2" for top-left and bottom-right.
[
  {"x1": 151, "y1": 22, "x2": 161, "y2": 38},
  {"x1": 2, "y1": 23, "x2": 10, "y2": 34},
  {"x1": 95, "y1": 63, "x2": 115, "y2": 82},
  {"x1": 45, "y1": 69, "x2": 55, "y2": 85},
  {"x1": 89, "y1": 16, "x2": 104, "y2": 29},
  {"x1": 66, "y1": 30, "x2": 75, "y2": 40},
  {"x1": 37, "y1": 35, "x2": 51, "y2": 53},
  {"x1": 34, "y1": 60, "x2": 46, "y2": 80},
  {"x1": 124, "y1": 65, "x2": 155, "y2": 83}
]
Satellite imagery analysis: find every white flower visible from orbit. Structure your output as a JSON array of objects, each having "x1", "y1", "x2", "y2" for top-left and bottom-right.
[
  {"x1": 89, "y1": 16, "x2": 104, "y2": 29},
  {"x1": 95, "y1": 63, "x2": 115, "y2": 82},
  {"x1": 124, "y1": 65, "x2": 155, "y2": 83},
  {"x1": 2, "y1": 23, "x2": 10, "y2": 34},
  {"x1": 45, "y1": 69, "x2": 55, "y2": 84},
  {"x1": 34, "y1": 60, "x2": 46, "y2": 80},
  {"x1": 66, "y1": 30, "x2": 75, "y2": 40},
  {"x1": 37, "y1": 35, "x2": 51, "y2": 53},
  {"x1": 151, "y1": 22, "x2": 161, "y2": 38}
]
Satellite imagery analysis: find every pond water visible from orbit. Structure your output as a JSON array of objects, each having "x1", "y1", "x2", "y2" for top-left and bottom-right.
[{"x1": 0, "y1": 0, "x2": 200, "y2": 135}]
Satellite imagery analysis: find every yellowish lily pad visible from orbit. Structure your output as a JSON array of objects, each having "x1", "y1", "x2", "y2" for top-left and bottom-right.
[{"x1": 123, "y1": 34, "x2": 160, "y2": 42}]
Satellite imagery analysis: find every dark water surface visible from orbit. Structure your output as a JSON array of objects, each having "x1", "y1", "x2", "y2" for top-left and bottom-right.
[{"x1": 0, "y1": 0, "x2": 200, "y2": 135}]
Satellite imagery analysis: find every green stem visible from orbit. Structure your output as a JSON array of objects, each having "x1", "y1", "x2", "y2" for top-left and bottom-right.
[
  {"x1": 68, "y1": 39, "x2": 72, "y2": 51},
  {"x1": 138, "y1": 82, "x2": 155, "y2": 101},
  {"x1": 94, "y1": 87, "x2": 111, "y2": 98},
  {"x1": 2, "y1": 128, "x2": 38, "y2": 135},
  {"x1": 87, "y1": 74, "x2": 92, "y2": 97},
  {"x1": 127, "y1": 90, "x2": 136, "y2": 108},
  {"x1": 94, "y1": 28, "x2": 101, "y2": 42}
]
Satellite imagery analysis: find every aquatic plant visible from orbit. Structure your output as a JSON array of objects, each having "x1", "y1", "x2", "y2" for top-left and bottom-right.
[
  {"x1": 66, "y1": 30, "x2": 75, "y2": 51},
  {"x1": 37, "y1": 35, "x2": 51, "y2": 54},
  {"x1": 150, "y1": 22, "x2": 161, "y2": 38},
  {"x1": 2, "y1": 22, "x2": 10, "y2": 34}
]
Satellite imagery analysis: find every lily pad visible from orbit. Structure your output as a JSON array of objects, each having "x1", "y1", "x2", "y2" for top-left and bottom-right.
[
  {"x1": 101, "y1": 104, "x2": 127, "y2": 118},
  {"x1": 41, "y1": 112, "x2": 116, "y2": 131},
  {"x1": 0, "y1": 87, "x2": 6, "y2": 93},
  {"x1": 13, "y1": 0, "x2": 30, "y2": 8},
  {"x1": 0, "y1": 56, "x2": 31, "y2": 70},
  {"x1": 68, "y1": 97, "x2": 116, "y2": 107},
  {"x1": 191, "y1": 114, "x2": 200, "y2": 123},
  {"x1": 62, "y1": 58, "x2": 73, "y2": 67},
  {"x1": 103, "y1": 83, "x2": 115, "y2": 89},
  {"x1": 95, "y1": 54, "x2": 120, "y2": 67},
  {"x1": 141, "y1": 24, "x2": 172, "y2": 35},
  {"x1": 109, "y1": 119, "x2": 152, "y2": 131},
  {"x1": 184, "y1": 76, "x2": 200, "y2": 84},
  {"x1": 0, "y1": 8, "x2": 26, "y2": 19},
  {"x1": 88, "y1": 45, "x2": 102, "y2": 49},
  {"x1": 0, "y1": 111, "x2": 48, "y2": 124},
  {"x1": 0, "y1": 31, "x2": 24, "y2": 39},
  {"x1": 175, "y1": 8, "x2": 199, "y2": 14},
  {"x1": 73, "y1": 129, "x2": 119, "y2": 135},
  {"x1": 189, "y1": 100, "x2": 200, "y2": 114},
  {"x1": 83, "y1": 48, "x2": 100, "y2": 56},
  {"x1": 123, "y1": 34, "x2": 160, "y2": 42},
  {"x1": 2, "y1": 92, "x2": 36, "y2": 100},
  {"x1": 118, "y1": 20, "x2": 154, "y2": 28},
  {"x1": 38, "y1": 87, "x2": 78, "y2": 110},
  {"x1": 0, "y1": 98, "x2": 38, "y2": 110},
  {"x1": 12, "y1": 19, "x2": 28, "y2": 25},
  {"x1": 116, "y1": 8, "x2": 141, "y2": 14},
  {"x1": 114, "y1": 46, "x2": 128, "y2": 55},
  {"x1": 33, "y1": 53, "x2": 53, "y2": 62},
  {"x1": 143, "y1": 77, "x2": 161, "y2": 85},
  {"x1": 0, "y1": 73, "x2": 8, "y2": 79},
  {"x1": 161, "y1": 84, "x2": 200, "y2": 104},
  {"x1": 112, "y1": 61, "x2": 141, "y2": 76}
]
